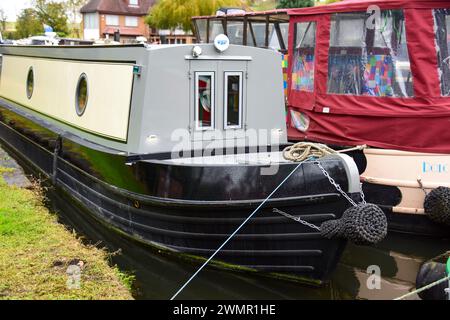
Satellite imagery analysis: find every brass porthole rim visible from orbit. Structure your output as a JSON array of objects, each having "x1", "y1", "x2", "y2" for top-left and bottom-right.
[{"x1": 75, "y1": 73, "x2": 89, "y2": 117}]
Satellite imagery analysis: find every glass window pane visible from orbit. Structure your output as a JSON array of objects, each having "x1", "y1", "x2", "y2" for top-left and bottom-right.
[
  {"x1": 225, "y1": 73, "x2": 242, "y2": 128},
  {"x1": 125, "y1": 16, "x2": 138, "y2": 27},
  {"x1": 247, "y1": 22, "x2": 269, "y2": 47},
  {"x1": 209, "y1": 20, "x2": 224, "y2": 42},
  {"x1": 195, "y1": 19, "x2": 208, "y2": 43},
  {"x1": 291, "y1": 21, "x2": 316, "y2": 92},
  {"x1": 76, "y1": 74, "x2": 88, "y2": 116},
  {"x1": 26, "y1": 67, "x2": 34, "y2": 99},
  {"x1": 106, "y1": 15, "x2": 119, "y2": 26},
  {"x1": 196, "y1": 73, "x2": 214, "y2": 129},
  {"x1": 434, "y1": 9, "x2": 450, "y2": 96},
  {"x1": 327, "y1": 10, "x2": 414, "y2": 97},
  {"x1": 227, "y1": 21, "x2": 244, "y2": 45},
  {"x1": 279, "y1": 23, "x2": 289, "y2": 47},
  {"x1": 268, "y1": 23, "x2": 282, "y2": 51}
]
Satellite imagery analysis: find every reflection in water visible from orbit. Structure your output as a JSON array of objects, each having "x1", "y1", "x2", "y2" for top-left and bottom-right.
[{"x1": 47, "y1": 187, "x2": 450, "y2": 300}]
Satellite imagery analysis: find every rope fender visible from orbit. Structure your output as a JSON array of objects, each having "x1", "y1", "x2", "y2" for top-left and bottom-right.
[
  {"x1": 424, "y1": 186, "x2": 450, "y2": 226},
  {"x1": 320, "y1": 200, "x2": 387, "y2": 246},
  {"x1": 413, "y1": 252, "x2": 450, "y2": 300}
]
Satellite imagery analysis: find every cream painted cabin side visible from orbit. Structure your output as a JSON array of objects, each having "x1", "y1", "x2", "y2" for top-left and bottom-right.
[{"x1": 0, "y1": 44, "x2": 287, "y2": 156}]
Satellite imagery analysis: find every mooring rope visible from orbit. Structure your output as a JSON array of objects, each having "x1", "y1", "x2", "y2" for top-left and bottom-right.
[
  {"x1": 394, "y1": 275, "x2": 450, "y2": 300},
  {"x1": 170, "y1": 142, "x2": 367, "y2": 300},
  {"x1": 170, "y1": 157, "x2": 312, "y2": 300}
]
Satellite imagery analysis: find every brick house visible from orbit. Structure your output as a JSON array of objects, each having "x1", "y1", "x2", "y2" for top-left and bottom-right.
[
  {"x1": 80, "y1": 0, "x2": 195, "y2": 44},
  {"x1": 80, "y1": 0, "x2": 154, "y2": 42}
]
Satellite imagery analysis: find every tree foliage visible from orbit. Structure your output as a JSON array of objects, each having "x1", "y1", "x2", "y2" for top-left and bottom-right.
[
  {"x1": 16, "y1": 9, "x2": 43, "y2": 38},
  {"x1": 64, "y1": 0, "x2": 88, "y2": 38},
  {"x1": 0, "y1": 9, "x2": 7, "y2": 33},
  {"x1": 34, "y1": 0, "x2": 69, "y2": 36},
  {"x1": 146, "y1": 0, "x2": 246, "y2": 31},
  {"x1": 277, "y1": 0, "x2": 314, "y2": 9}
]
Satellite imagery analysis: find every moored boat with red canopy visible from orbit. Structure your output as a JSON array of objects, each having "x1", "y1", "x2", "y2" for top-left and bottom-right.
[
  {"x1": 193, "y1": 0, "x2": 450, "y2": 236},
  {"x1": 287, "y1": 0, "x2": 450, "y2": 236}
]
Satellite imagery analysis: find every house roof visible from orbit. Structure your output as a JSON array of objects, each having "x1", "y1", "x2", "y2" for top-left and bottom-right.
[{"x1": 80, "y1": 0, "x2": 155, "y2": 16}]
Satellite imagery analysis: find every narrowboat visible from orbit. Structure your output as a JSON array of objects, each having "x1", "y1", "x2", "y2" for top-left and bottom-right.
[
  {"x1": 0, "y1": 43, "x2": 362, "y2": 282},
  {"x1": 193, "y1": 0, "x2": 450, "y2": 237}
]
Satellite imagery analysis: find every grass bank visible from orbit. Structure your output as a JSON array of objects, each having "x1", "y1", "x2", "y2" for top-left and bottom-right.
[{"x1": 0, "y1": 167, "x2": 133, "y2": 300}]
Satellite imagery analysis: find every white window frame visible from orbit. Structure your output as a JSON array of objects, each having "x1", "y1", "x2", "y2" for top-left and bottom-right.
[
  {"x1": 129, "y1": 0, "x2": 138, "y2": 6},
  {"x1": 195, "y1": 71, "x2": 215, "y2": 131},
  {"x1": 125, "y1": 16, "x2": 138, "y2": 27},
  {"x1": 105, "y1": 15, "x2": 119, "y2": 26},
  {"x1": 224, "y1": 71, "x2": 243, "y2": 130}
]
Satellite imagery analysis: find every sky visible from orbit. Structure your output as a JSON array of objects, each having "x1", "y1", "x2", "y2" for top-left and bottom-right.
[{"x1": 0, "y1": 0, "x2": 34, "y2": 21}]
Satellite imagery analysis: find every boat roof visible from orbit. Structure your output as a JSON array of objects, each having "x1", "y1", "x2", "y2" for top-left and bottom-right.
[
  {"x1": 193, "y1": 0, "x2": 450, "y2": 21},
  {"x1": 192, "y1": 8, "x2": 289, "y2": 22},
  {"x1": 288, "y1": 0, "x2": 450, "y2": 16}
]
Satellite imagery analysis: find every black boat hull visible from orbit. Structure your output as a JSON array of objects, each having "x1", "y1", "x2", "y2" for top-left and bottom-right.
[{"x1": 0, "y1": 100, "x2": 359, "y2": 282}]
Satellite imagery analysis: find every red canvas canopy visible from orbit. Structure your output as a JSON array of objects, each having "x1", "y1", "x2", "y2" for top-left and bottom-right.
[{"x1": 287, "y1": 0, "x2": 450, "y2": 153}]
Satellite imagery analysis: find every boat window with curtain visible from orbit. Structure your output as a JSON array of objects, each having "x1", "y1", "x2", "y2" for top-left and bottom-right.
[
  {"x1": 195, "y1": 72, "x2": 215, "y2": 130},
  {"x1": 434, "y1": 9, "x2": 450, "y2": 96},
  {"x1": 327, "y1": 10, "x2": 414, "y2": 98},
  {"x1": 291, "y1": 21, "x2": 316, "y2": 92}
]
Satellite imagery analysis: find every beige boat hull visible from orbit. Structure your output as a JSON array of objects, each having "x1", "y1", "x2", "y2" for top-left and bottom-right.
[{"x1": 361, "y1": 148, "x2": 450, "y2": 216}]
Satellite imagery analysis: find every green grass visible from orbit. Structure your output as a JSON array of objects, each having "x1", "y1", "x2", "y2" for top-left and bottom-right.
[{"x1": 0, "y1": 169, "x2": 133, "y2": 300}]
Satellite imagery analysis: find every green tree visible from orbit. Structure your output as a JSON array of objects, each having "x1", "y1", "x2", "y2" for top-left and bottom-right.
[
  {"x1": 34, "y1": 0, "x2": 69, "y2": 36},
  {"x1": 277, "y1": 0, "x2": 314, "y2": 9},
  {"x1": 64, "y1": 0, "x2": 88, "y2": 38},
  {"x1": 16, "y1": 8, "x2": 43, "y2": 38},
  {"x1": 146, "y1": 0, "x2": 246, "y2": 31},
  {"x1": 0, "y1": 9, "x2": 7, "y2": 33}
]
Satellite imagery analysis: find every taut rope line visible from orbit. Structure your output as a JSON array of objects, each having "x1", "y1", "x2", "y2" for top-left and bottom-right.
[{"x1": 170, "y1": 157, "x2": 311, "y2": 300}]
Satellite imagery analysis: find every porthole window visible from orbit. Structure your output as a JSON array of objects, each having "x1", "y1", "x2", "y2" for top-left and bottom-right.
[
  {"x1": 26, "y1": 67, "x2": 34, "y2": 99},
  {"x1": 75, "y1": 73, "x2": 88, "y2": 116}
]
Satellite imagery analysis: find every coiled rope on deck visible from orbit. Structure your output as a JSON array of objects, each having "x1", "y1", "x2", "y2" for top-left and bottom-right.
[
  {"x1": 283, "y1": 142, "x2": 337, "y2": 162},
  {"x1": 283, "y1": 142, "x2": 367, "y2": 162}
]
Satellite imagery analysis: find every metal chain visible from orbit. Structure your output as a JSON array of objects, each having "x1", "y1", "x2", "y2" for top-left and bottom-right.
[
  {"x1": 272, "y1": 208, "x2": 321, "y2": 231},
  {"x1": 314, "y1": 161, "x2": 359, "y2": 207},
  {"x1": 360, "y1": 182, "x2": 367, "y2": 205}
]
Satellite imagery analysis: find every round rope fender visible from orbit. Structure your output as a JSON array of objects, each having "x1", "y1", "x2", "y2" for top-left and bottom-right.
[
  {"x1": 416, "y1": 261, "x2": 448, "y2": 300},
  {"x1": 424, "y1": 187, "x2": 450, "y2": 226},
  {"x1": 320, "y1": 204, "x2": 388, "y2": 246}
]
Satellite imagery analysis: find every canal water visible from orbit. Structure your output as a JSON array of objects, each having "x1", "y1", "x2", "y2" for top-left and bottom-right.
[
  {"x1": 46, "y1": 185, "x2": 450, "y2": 300},
  {"x1": 2, "y1": 146, "x2": 449, "y2": 300}
]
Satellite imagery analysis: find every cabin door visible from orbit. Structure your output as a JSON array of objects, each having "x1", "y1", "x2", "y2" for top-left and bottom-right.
[{"x1": 189, "y1": 60, "x2": 247, "y2": 143}]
